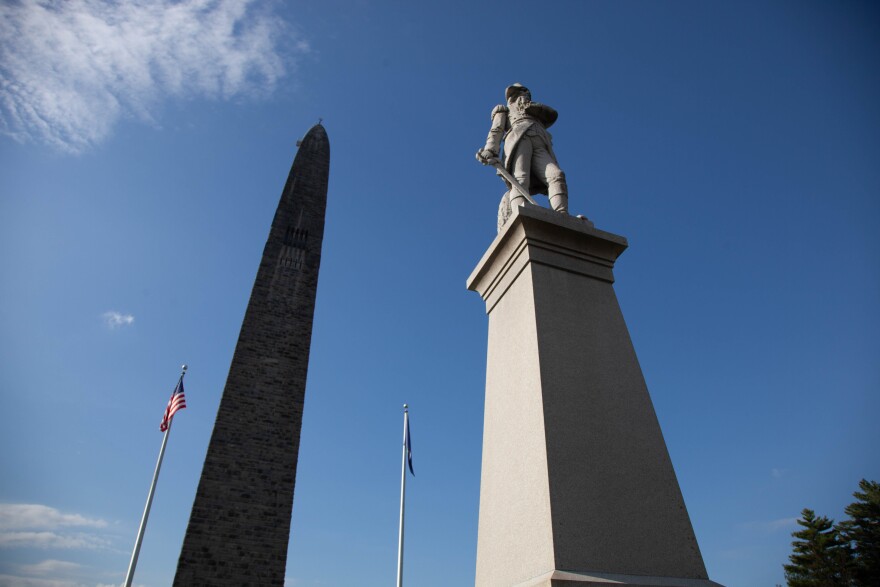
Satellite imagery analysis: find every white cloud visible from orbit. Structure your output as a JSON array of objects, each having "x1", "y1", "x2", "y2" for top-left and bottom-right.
[
  {"x1": 0, "y1": 575, "x2": 125, "y2": 587},
  {"x1": 0, "y1": 504, "x2": 111, "y2": 550},
  {"x1": 18, "y1": 560, "x2": 82, "y2": 576},
  {"x1": 0, "y1": 575, "x2": 84, "y2": 587},
  {"x1": 102, "y1": 311, "x2": 134, "y2": 328},
  {"x1": 0, "y1": 531, "x2": 111, "y2": 549},
  {"x1": 0, "y1": 504, "x2": 107, "y2": 531},
  {"x1": 0, "y1": 0, "x2": 305, "y2": 153}
]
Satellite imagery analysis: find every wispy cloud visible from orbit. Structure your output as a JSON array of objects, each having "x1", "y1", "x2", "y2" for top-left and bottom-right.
[
  {"x1": 0, "y1": 504, "x2": 106, "y2": 531},
  {"x1": 102, "y1": 311, "x2": 134, "y2": 329},
  {"x1": 740, "y1": 516, "x2": 799, "y2": 533},
  {"x1": 0, "y1": 574, "x2": 86, "y2": 587},
  {"x1": 0, "y1": 531, "x2": 111, "y2": 549},
  {"x1": 0, "y1": 574, "x2": 128, "y2": 587},
  {"x1": 771, "y1": 467, "x2": 789, "y2": 479},
  {"x1": 0, "y1": 504, "x2": 110, "y2": 550},
  {"x1": 18, "y1": 560, "x2": 82, "y2": 576},
  {"x1": 0, "y1": 565, "x2": 136, "y2": 587},
  {"x1": 0, "y1": 0, "x2": 307, "y2": 153}
]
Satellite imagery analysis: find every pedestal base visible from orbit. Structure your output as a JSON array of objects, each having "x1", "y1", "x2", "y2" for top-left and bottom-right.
[{"x1": 517, "y1": 569, "x2": 724, "y2": 587}]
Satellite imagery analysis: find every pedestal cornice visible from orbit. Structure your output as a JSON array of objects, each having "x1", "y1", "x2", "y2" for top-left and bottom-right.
[{"x1": 466, "y1": 205, "x2": 628, "y2": 313}]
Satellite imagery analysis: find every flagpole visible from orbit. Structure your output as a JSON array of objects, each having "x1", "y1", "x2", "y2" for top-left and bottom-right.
[
  {"x1": 396, "y1": 404, "x2": 409, "y2": 587},
  {"x1": 124, "y1": 364, "x2": 187, "y2": 587}
]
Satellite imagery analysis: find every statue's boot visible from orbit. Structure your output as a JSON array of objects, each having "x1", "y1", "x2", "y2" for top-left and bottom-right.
[
  {"x1": 546, "y1": 168, "x2": 568, "y2": 214},
  {"x1": 550, "y1": 191, "x2": 568, "y2": 214},
  {"x1": 510, "y1": 193, "x2": 526, "y2": 209}
]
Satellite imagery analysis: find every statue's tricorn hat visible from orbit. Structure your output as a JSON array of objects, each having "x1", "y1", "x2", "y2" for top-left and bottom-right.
[{"x1": 506, "y1": 83, "x2": 530, "y2": 101}]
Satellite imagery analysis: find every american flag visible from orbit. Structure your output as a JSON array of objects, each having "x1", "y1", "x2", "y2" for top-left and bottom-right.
[{"x1": 160, "y1": 377, "x2": 186, "y2": 432}]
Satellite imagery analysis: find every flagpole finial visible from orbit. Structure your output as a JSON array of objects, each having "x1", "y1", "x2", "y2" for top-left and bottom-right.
[
  {"x1": 403, "y1": 403, "x2": 408, "y2": 410},
  {"x1": 181, "y1": 364, "x2": 188, "y2": 373}
]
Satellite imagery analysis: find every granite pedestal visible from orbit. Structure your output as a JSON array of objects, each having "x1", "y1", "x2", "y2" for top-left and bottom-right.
[{"x1": 467, "y1": 205, "x2": 722, "y2": 587}]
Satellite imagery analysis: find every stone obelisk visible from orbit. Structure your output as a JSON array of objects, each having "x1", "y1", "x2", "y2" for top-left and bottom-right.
[
  {"x1": 467, "y1": 204, "x2": 722, "y2": 587},
  {"x1": 174, "y1": 124, "x2": 329, "y2": 585}
]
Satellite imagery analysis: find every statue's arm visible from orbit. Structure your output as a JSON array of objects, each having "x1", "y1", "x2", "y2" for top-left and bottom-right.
[{"x1": 478, "y1": 105, "x2": 509, "y2": 161}]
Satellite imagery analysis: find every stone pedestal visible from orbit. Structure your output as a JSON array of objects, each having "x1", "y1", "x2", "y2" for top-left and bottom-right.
[{"x1": 466, "y1": 205, "x2": 722, "y2": 587}]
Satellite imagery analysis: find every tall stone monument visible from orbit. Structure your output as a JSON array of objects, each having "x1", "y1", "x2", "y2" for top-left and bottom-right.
[
  {"x1": 174, "y1": 124, "x2": 329, "y2": 585},
  {"x1": 469, "y1": 86, "x2": 722, "y2": 587}
]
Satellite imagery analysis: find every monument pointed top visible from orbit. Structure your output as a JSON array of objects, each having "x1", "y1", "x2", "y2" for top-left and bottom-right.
[
  {"x1": 292, "y1": 125, "x2": 330, "y2": 171},
  {"x1": 295, "y1": 123, "x2": 328, "y2": 151}
]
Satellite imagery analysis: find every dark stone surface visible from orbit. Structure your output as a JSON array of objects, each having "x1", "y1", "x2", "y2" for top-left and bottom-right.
[{"x1": 173, "y1": 125, "x2": 329, "y2": 586}]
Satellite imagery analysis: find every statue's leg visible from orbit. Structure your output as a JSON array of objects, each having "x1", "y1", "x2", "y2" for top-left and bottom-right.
[
  {"x1": 532, "y1": 145, "x2": 568, "y2": 214},
  {"x1": 548, "y1": 171, "x2": 568, "y2": 213},
  {"x1": 510, "y1": 140, "x2": 532, "y2": 209}
]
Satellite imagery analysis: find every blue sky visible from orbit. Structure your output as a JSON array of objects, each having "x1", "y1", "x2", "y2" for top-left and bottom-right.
[{"x1": 1, "y1": 1, "x2": 878, "y2": 586}]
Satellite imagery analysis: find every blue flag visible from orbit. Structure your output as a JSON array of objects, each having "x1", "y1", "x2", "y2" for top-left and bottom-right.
[{"x1": 405, "y1": 415, "x2": 414, "y2": 476}]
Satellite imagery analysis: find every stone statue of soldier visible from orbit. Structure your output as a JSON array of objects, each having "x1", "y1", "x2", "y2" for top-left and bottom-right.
[{"x1": 476, "y1": 83, "x2": 568, "y2": 231}]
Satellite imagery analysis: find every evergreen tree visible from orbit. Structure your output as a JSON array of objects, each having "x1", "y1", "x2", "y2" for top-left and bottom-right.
[
  {"x1": 784, "y1": 508, "x2": 853, "y2": 587},
  {"x1": 839, "y1": 479, "x2": 880, "y2": 587}
]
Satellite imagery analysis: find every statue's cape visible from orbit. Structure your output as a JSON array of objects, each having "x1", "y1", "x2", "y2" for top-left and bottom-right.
[{"x1": 525, "y1": 103, "x2": 558, "y2": 128}]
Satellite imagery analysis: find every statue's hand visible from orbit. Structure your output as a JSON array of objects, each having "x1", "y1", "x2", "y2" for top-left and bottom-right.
[{"x1": 476, "y1": 149, "x2": 496, "y2": 164}]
